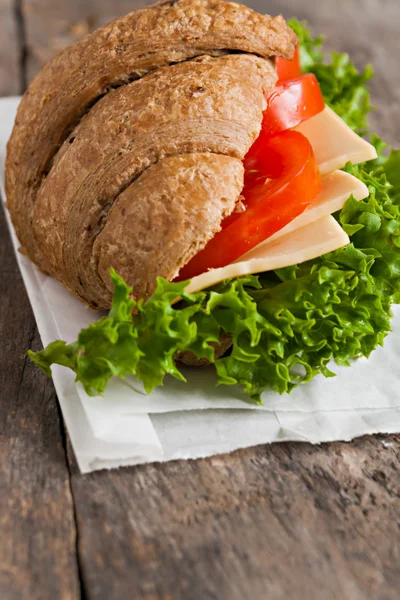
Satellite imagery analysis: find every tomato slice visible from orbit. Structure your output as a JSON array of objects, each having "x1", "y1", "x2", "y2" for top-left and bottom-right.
[
  {"x1": 177, "y1": 130, "x2": 322, "y2": 280},
  {"x1": 262, "y1": 74, "x2": 325, "y2": 137},
  {"x1": 276, "y1": 46, "x2": 301, "y2": 81}
]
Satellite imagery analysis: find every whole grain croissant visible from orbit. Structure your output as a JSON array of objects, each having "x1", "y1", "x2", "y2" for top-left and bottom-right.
[{"x1": 6, "y1": 0, "x2": 296, "y2": 309}]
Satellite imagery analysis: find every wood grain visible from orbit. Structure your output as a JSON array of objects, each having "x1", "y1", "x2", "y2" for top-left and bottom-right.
[
  {"x1": 22, "y1": 0, "x2": 150, "y2": 84},
  {"x1": 1, "y1": 0, "x2": 400, "y2": 598},
  {"x1": 0, "y1": 0, "x2": 21, "y2": 95},
  {"x1": 69, "y1": 436, "x2": 400, "y2": 600},
  {"x1": 0, "y1": 207, "x2": 80, "y2": 600}
]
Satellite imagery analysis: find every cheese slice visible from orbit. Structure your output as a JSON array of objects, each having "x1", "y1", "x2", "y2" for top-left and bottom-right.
[
  {"x1": 185, "y1": 216, "x2": 349, "y2": 294},
  {"x1": 239, "y1": 170, "x2": 368, "y2": 260},
  {"x1": 183, "y1": 107, "x2": 372, "y2": 294},
  {"x1": 296, "y1": 106, "x2": 377, "y2": 175}
]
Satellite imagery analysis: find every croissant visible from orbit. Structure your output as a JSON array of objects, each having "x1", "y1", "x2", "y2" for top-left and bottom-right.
[{"x1": 5, "y1": 0, "x2": 296, "y2": 309}]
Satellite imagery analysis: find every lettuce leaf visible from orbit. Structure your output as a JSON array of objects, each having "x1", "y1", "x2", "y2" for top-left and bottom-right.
[{"x1": 29, "y1": 20, "x2": 400, "y2": 403}]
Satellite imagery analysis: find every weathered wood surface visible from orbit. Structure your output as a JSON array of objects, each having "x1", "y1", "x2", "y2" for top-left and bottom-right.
[
  {"x1": 0, "y1": 210, "x2": 80, "y2": 599},
  {"x1": 1, "y1": 0, "x2": 400, "y2": 599},
  {"x1": 69, "y1": 437, "x2": 400, "y2": 600},
  {"x1": 0, "y1": 0, "x2": 21, "y2": 95}
]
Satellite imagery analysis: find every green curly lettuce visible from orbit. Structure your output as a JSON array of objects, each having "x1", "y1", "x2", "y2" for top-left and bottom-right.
[{"x1": 29, "y1": 20, "x2": 400, "y2": 403}]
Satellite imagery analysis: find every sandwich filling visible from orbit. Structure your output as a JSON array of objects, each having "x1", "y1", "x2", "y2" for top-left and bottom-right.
[
  {"x1": 23, "y1": 16, "x2": 400, "y2": 401},
  {"x1": 176, "y1": 52, "x2": 377, "y2": 290}
]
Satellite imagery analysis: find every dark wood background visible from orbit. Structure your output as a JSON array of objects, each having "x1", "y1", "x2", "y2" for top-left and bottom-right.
[{"x1": 1, "y1": 1, "x2": 400, "y2": 598}]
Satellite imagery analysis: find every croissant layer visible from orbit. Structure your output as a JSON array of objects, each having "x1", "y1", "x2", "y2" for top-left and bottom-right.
[{"x1": 5, "y1": 0, "x2": 297, "y2": 308}]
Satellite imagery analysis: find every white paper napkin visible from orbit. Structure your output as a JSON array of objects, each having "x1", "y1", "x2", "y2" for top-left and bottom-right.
[{"x1": 2, "y1": 97, "x2": 399, "y2": 473}]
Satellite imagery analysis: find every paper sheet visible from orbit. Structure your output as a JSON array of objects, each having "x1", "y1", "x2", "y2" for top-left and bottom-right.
[{"x1": 1, "y1": 96, "x2": 399, "y2": 473}]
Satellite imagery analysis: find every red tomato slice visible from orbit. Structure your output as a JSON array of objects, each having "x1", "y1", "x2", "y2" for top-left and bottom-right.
[
  {"x1": 177, "y1": 130, "x2": 322, "y2": 280},
  {"x1": 262, "y1": 74, "x2": 325, "y2": 137},
  {"x1": 276, "y1": 46, "x2": 301, "y2": 81}
]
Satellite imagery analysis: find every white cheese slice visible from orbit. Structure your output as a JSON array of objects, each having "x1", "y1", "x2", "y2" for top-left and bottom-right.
[
  {"x1": 182, "y1": 107, "x2": 371, "y2": 293},
  {"x1": 185, "y1": 216, "x2": 349, "y2": 294},
  {"x1": 296, "y1": 106, "x2": 377, "y2": 175},
  {"x1": 239, "y1": 170, "x2": 368, "y2": 260}
]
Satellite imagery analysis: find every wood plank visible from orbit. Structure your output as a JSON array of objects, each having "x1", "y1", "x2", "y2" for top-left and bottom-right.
[
  {"x1": 0, "y1": 0, "x2": 21, "y2": 95},
  {"x1": 58, "y1": 1, "x2": 399, "y2": 598},
  {"x1": 7, "y1": 0, "x2": 400, "y2": 598},
  {"x1": 0, "y1": 205, "x2": 80, "y2": 600},
  {"x1": 23, "y1": 0, "x2": 150, "y2": 84},
  {"x1": 69, "y1": 436, "x2": 400, "y2": 600}
]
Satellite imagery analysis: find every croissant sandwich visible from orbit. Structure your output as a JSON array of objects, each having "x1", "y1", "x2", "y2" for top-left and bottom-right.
[
  {"x1": 6, "y1": 0, "x2": 298, "y2": 307},
  {"x1": 8, "y1": 2, "x2": 400, "y2": 401}
]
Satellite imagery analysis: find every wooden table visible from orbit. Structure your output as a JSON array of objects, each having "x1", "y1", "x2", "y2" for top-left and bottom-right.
[{"x1": 1, "y1": 1, "x2": 399, "y2": 598}]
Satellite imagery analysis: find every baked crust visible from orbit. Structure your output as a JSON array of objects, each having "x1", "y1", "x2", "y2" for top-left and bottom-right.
[
  {"x1": 5, "y1": 0, "x2": 296, "y2": 308},
  {"x1": 33, "y1": 54, "x2": 274, "y2": 306},
  {"x1": 177, "y1": 333, "x2": 233, "y2": 367}
]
